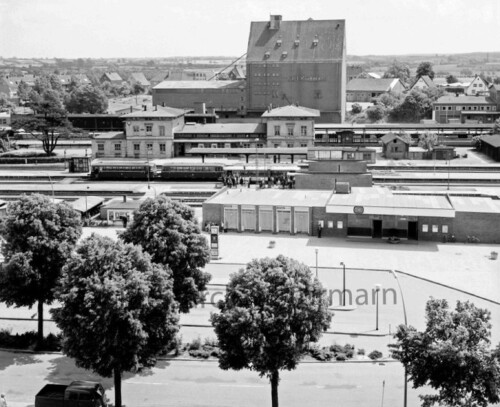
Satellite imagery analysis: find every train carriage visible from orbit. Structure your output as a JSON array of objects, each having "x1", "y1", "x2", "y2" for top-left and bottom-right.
[
  {"x1": 90, "y1": 160, "x2": 158, "y2": 180},
  {"x1": 160, "y1": 162, "x2": 224, "y2": 181}
]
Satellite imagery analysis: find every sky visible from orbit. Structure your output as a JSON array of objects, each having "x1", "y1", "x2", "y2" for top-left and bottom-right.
[{"x1": 0, "y1": 0, "x2": 499, "y2": 59}]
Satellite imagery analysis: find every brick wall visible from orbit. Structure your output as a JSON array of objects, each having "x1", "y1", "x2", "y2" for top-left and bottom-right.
[{"x1": 454, "y1": 212, "x2": 500, "y2": 243}]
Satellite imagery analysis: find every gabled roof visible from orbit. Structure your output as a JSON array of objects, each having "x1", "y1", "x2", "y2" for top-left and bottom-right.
[
  {"x1": 102, "y1": 72, "x2": 122, "y2": 82},
  {"x1": 129, "y1": 73, "x2": 150, "y2": 86},
  {"x1": 346, "y1": 78, "x2": 400, "y2": 92},
  {"x1": 411, "y1": 75, "x2": 435, "y2": 89},
  {"x1": 247, "y1": 19, "x2": 345, "y2": 63},
  {"x1": 261, "y1": 104, "x2": 320, "y2": 118},
  {"x1": 380, "y1": 132, "x2": 409, "y2": 144},
  {"x1": 481, "y1": 134, "x2": 500, "y2": 148},
  {"x1": 153, "y1": 80, "x2": 244, "y2": 90},
  {"x1": 122, "y1": 105, "x2": 186, "y2": 118}
]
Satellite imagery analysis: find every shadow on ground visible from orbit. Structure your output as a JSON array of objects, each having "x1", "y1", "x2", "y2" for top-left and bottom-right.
[{"x1": 0, "y1": 351, "x2": 41, "y2": 372}]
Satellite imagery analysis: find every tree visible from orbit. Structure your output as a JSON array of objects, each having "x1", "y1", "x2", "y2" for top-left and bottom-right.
[
  {"x1": 446, "y1": 74, "x2": 459, "y2": 84},
  {"x1": 52, "y1": 234, "x2": 179, "y2": 407},
  {"x1": 211, "y1": 255, "x2": 332, "y2": 407},
  {"x1": 366, "y1": 105, "x2": 385, "y2": 122},
  {"x1": 391, "y1": 299, "x2": 500, "y2": 407},
  {"x1": 0, "y1": 194, "x2": 82, "y2": 345},
  {"x1": 418, "y1": 131, "x2": 439, "y2": 151},
  {"x1": 351, "y1": 103, "x2": 362, "y2": 114},
  {"x1": 416, "y1": 62, "x2": 435, "y2": 80},
  {"x1": 0, "y1": 93, "x2": 14, "y2": 111},
  {"x1": 384, "y1": 60, "x2": 411, "y2": 84},
  {"x1": 120, "y1": 196, "x2": 211, "y2": 312},
  {"x1": 17, "y1": 80, "x2": 30, "y2": 102},
  {"x1": 389, "y1": 90, "x2": 439, "y2": 122},
  {"x1": 65, "y1": 84, "x2": 108, "y2": 114},
  {"x1": 493, "y1": 119, "x2": 500, "y2": 134}
]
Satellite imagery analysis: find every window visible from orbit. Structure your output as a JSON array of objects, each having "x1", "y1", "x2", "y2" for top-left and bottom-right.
[
  {"x1": 274, "y1": 144, "x2": 280, "y2": 148},
  {"x1": 160, "y1": 143, "x2": 166, "y2": 153},
  {"x1": 159, "y1": 126, "x2": 165, "y2": 136},
  {"x1": 114, "y1": 144, "x2": 121, "y2": 151},
  {"x1": 133, "y1": 144, "x2": 140, "y2": 151},
  {"x1": 422, "y1": 224, "x2": 428, "y2": 232},
  {"x1": 432, "y1": 225, "x2": 438, "y2": 233},
  {"x1": 287, "y1": 143, "x2": 294, "y2": 148},
  {"x1": 473, "y1": 84, "x2": 477, "y2": 87},
  {"x1": 133, "y1": 125, "x2": 139, "y2": 132},
  {"x1": 314, "y1": 90, "x2": 322, "y2": 99},
  {"x1": 442, "y1": 225, "x2": 448, "y2": 233},
  {"x1": 287, "y1": 124, "x2": 294, "y2": 136},
  {"x1": 97, "y1": 144, "x2": 104, "y2": 151},
  {"x1": 328, "y1": 221, "x2": 333, "y2": 228},
  {"x1": 363, "y1": 153, "x2": 372, "y2": 160},
  {"x1": 145, "y1": 124, "x2": 153, "y2": 133},
  {"x1": 300, "y1": 143, "x2": 308, "y2": 147},
  {"x1": 337, "y1": 221, "x2": 343, "y2": 229},
  {"x1": 146, "y1": 143, "x2": 153, "y2": 151},
  {"x1": 301, "y1": 126, "x2": 307, "y2": 136},
  {"x1": 274, "y1": 125, "x2": 280, "y2": 136}
]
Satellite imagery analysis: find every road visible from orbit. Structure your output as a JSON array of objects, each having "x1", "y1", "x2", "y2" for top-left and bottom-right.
[{"x1": 0, "y1": 351, "x2": 425, "y2": 407}]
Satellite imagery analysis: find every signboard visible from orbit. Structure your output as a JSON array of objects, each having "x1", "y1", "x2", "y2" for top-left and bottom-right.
[
  {"x1": 353, "y1": 206, "x2": 364, "y2": 215},
  {"x1": 210, "y1": 226, "x2": 219, "y2": 259}
]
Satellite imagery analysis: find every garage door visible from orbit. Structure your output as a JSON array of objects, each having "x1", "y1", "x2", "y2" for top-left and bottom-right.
[
  {"x1": 224, "y1": 207, "x2": 238, "y2": 230},
  {"x1": 294, "y1": 208, "x2": 309, "y2": 234},
  {"x1": 259, "y1": 207, "x2": 273, "y2": 232},
  {"x1": 241, "y1": 207, "x2": 256, "y2": 231},
  {"x1": 277, "y1": 208, "x2": 291, "y2": 233}
]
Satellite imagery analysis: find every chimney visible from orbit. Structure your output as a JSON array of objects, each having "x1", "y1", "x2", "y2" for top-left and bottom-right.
[
  {"x1": 269, "y1": 15, "x2": 282, "y2": 30},
  {"x1": 123, "y1": 195, "x2": 127, "y2": 202}
]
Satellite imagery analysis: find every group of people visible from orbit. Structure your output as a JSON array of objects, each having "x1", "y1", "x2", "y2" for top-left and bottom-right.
[{"x1": 221, "y1": 173, "x2": 295, "y2": 190}]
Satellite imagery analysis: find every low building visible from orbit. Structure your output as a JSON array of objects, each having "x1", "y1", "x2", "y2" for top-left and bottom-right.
[
  {"x1": 433, "y1": 94, "x2": 498, "y2": 124},
  {"x1": 409, "y1": 75, "x2": 435, "y2": 92},
  {"x1": 100, "y1": 196, "x2": 145, "y2": 222},
  {"x1": 129, "y1": 73, "x2": 150, "y2": 89},
  {"x1": 294, "y1": 160, "x2": 373, "y2": 189},
  {"x1": 100, "y1": 72, "x2": 123, "y2": 85},
  {"x1": 380, "y1": 133, "x2": 410, "y2": 159},
  {"x1": 464, "y1": 75, "x2": 489, "y2": 96},
  {"x1": 307, "y1": 146, "x2": 376, "y2": 164},
  {"x1": 0, "y1": 112, "x2": 11, "y2": 126},
  {"x1": 346, "y1": 78, "x2": 406, "y2": 102},
  {"x1": 479, "y1": 134, "x2": 500, "y2": 161}
]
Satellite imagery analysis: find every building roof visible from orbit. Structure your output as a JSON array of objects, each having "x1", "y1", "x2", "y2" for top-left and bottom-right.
[
  {"x1": 122, "y1": 105, "x2": 186, "y2": 118},
  {"x1": 261, "y1": 104, "x2": 320, "y2": 118},
  {"x1": 206, "y1": 188, "x2": 333, "y2": 208},
  {"x1": 176, "y1": 123, "x2": 265, "y2": 134},
  {"x1": 481, "y1": 134, "x2": 500, "y2": 148},
  {"x1": 346, "y1": 78, "x2": 400, "y2": 92},
  {"x1": 434, "y1": 95, "x2": 494, "y2": 105},
  {"x1": 411, "y1": 75, "x2": 435, "y2": 89},
  {"x1": 325, "y1": 187, "x2": 455, "y2": 218},
  {"x1": 380, "y1": 133, "x2": 409, "y2": 144},
  {"x1": 247, "y1": 18, "x2": 345, "y2": 63},
  {"x1": 129, "y1": 72, "x2": 150, "y2": 86},
  {"x1": 70, "y1": 196, "x2": 104, "y2": 213},
  {"x1": 188, "y1": 147, "x2": 308, "y2": 155},
  {"x1": 102, "y1": 72, "x2": 122, "y2": 82},
  {"x1": 93, "y1": 132, "x2": 125, "y2": 140},
  {"x1": 153, "y1": 80, "x2": 245, "y2": 90},
  {"x1": 102, "y1": 198, "x2": 145, "y2": 210},
  {"x1": 449, "y1": 196, "x2": 500, "y2": 213}
]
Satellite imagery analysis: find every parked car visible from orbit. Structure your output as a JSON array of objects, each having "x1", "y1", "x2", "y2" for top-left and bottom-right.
[{"x1": 35, "y1": 381, "x2": 108, "y2": 407}]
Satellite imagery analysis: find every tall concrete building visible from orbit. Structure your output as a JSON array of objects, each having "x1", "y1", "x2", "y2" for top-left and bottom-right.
[{"x1": 246, "y1": 15, "x2": 346, "y2": 123}]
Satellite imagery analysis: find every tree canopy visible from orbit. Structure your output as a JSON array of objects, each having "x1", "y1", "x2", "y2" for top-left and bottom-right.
[
  {"x1": 446, "y1": 74, "x2": 459, "y2": 84},
  {"x1": 0, "y1": 194, "x2": 82, "y2": 345},
  {"x1": 416, "y1": 62, "x2": 435, "y2": 80},
  {"x1": 211, "y1": 255, "x2": 332, "y2": 407},
  {"x1": 120, "y1": 196, "x2": 211, "y2": 313},
  {"x1": 53, "y1": 234, "x2": 179, "y2": 407},
  {"x1": 391, "y1": 299, "x2": 500, "y2": 407},
  {"x1": 383, "y1": 60, "x2": 411, "y2": 84},
  {"x1": 366, "y1": 104, "x2": 385, "y2": 122},
  {"x1": 65, "y1": 84, "x2": 108, "y2": 114}
]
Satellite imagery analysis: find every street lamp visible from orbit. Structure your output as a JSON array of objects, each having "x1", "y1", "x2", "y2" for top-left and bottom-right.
[
  {"x1": 254, "y1": 138, "x2": 259, "y2": 187},
  {"x1": 146, "y1": 147, "x2": 152, "y2": 190},
  {"x1": 85, "y1": 186, "x2": 89, "y2": 221},
  {"x1": 390, "y1": 270, "x2": 408, "y2": 407},
  {"x1": 340, "y1": 262, "x2": 346, "y2": 306},
  {"x1": 375, "y1": 283, "x2": 381, "y2": 331},
  {"x1": 315, "y1": 248, "x2": 319, "y2": 278}
]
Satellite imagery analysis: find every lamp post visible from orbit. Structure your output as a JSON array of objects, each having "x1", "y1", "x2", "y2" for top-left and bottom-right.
[
  {"x1": 390, "y1": 270, "x2": 408, "y2": 407},
  {"x1": 146, "y1": 147, "x2": 151, "y2": 190},
  {"x1": 375, "y1": 284, "x2": 381, "y2": 331},
  {"x1": 340, "y1": 262, "x2": 346, "y2": 306},
  {"x1": 85, "y1": 186, "x2": 89, "y2": 221},
  {"x1": 315, "y1": 248, "x2": 318, "y2": 278},
  {"x1": 254, "y1": 138, "x2": 259, "y2": 186}
]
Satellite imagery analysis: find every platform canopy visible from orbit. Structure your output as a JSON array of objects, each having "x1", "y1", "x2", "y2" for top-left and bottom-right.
[{"x1": 187, "y1": 147, "x2": 308, "y2": 155}]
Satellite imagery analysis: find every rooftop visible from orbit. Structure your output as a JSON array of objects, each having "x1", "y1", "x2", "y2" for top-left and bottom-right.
[
  {"x1": 122, "y1": 105, "x2": 186, "y2": 118},
  {"x1": 93, "y1": 132, "x2": 125, "y2": 140},
  {"x1": 261, "y1": 105, "x2": 320, "y2": 118},
  {"x1": 176, "y1": 123, "x2": 265, "y2": 134},
  {"x1": 346, "y1": 78, "x2": 400, "y2": 92},
  {"x1": 435, "y1": 95, "x2": 494, "y2": 104},
  {"x1": 448, "y1": 195, "x2": 500, "y2": 213},
  {"x1": 481, "y1": 134, "x2": 500, "y2": 148},
  {"x1": 153, "y1": 80, "x2": 245, "y2": 90}
]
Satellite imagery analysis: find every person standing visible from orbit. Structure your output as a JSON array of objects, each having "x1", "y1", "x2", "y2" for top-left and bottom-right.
[
  {"x1": 318, "y1": 222, "x2": 323, "y2": 238},
  {"x1": 0, "y1": 393, "x2": 7, "y2": 407}
]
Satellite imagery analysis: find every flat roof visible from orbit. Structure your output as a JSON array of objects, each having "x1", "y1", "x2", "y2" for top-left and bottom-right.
[
  {"x1": 188, "y1": 147, "x2": 308, "y2": 155},
  {"x1": 176, "y1": 123, "x2": 265, "y2": 134},
  {"x1": 449, "y1": 196, "x2": 500, "y2": 213},
  {"x1": 206, "y1": 188, "x2": 332, "y2": 208},
  {"x1": 93, "y1": 132, "x2": 125, "y2": 140},
  {"x1": 153, "y1": 80, "x2": 244, "y2": 90},
  {"x1": 326, "y1": 187, "x2": 455, "y2": 218}
]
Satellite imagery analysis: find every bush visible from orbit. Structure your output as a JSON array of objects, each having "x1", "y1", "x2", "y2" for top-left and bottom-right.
[
  {"x1": 335, "y1": 353, "x2": 347, "y2": 361},
  {"x1": 351, "y1": 103, "x2": 362, "y2": 114},
  {"x1": 357, "y1": 348, "x2": 365, "y2": 355},
  {"x1": 308, "y1": 345, "x2": 334, "y2": 361},
  {"x1": 203, "y1": 337, "x2": 219, "y2": 348},
  {"x1": 209, "y1": 348, "x2": 221, "y2": 358},
  {"x1": 0, "y1": 329, "x2": 61, "y2": 351},
  {"x1": 368, "y1": 350, "x2": 383, "y2": 360},
  {"x1": 329, "y1": 344, "x2": 344, "y2": 354},
  {"x1": 188, "y1": 349, "x2": 210, "y2": 359},
  {"x1": 366, "y1": 105, "x2": 385, "y2": 122},
  {"x1": 343, "y1": 344, "x2": 355, "y2": 359},
  {"x1": 188, "y1": 336, "x2": 202, "y2": 351}
]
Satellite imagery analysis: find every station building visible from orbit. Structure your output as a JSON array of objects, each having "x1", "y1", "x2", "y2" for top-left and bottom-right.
[{"x1": 203, "y1": 186, "x2": 500, "y2": 243}]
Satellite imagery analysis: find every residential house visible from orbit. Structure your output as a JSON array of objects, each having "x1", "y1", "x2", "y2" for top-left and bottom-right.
[
  {"x1": 149, "y1": 71, "x2": 170, "y2": 87},
  {"x1": 128, "y1": 73, "x2": 150, "y2": 89},
  {"x1": 57, "y1": 74, "x2": 91, "y2": 89},
  {"x1": 100, "y1": 72, "x2": 123, "y2": 85},
  {"x1": 409, "y1": 75, "x2": 435, "y2": 92},
  {"x1": 464, "y1": 75, "x2": 489, "y2": 96},
  {"x1": 0, "y1": 77, "x2": 18, "y2": 101},
  {"x1": 346, "y1": 78, "x2": 406, "y2": 102}
]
